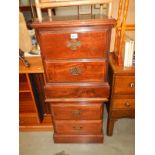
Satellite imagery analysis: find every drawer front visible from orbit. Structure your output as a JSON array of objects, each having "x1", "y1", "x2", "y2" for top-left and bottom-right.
[
  {"x1": 114, "y1": 76, "x2": 135, "y2": 94},
  {"x1": 44, "y1": 60, "x2": 107, "y2": 83},
  {"x1": 19, "y1": 115, "x2": 38, "y2": 125},
  {"x1": 111, "y1": 109, "x2": 135, "y2": 118},
  {"x1": 112, "y1": 98, "x2": 135, "y2": 110},
  {"x1": 50, "y1": 102, "x2": 103, "y2": 120},
  {"x1": 39, "y1": 30, "x2": 108, "y2": 59},
  {"x1": 54, "y1": 120, "x2": 102, "y2": 135},
  {"x1": 45, "y1": 83, "x2": 109, "y2": 99}
]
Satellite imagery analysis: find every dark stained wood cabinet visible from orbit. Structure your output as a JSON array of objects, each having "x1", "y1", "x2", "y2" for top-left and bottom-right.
[
  {"x1": 107, "y1": 53, "x2": 135, "y2": 136},
  {"x1": 32, "y1": 15, "x2": 116, "y2": 143}
]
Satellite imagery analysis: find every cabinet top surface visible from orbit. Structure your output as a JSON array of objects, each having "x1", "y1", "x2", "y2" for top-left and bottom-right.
[
  {"x1": 109, "y1": 53, "x2": 135, "y2": 76},
  {"x1": 19, "y1": 56, "x2": 44, "y2": 74},
  {"x1": 32, "y1": 14, "x2": 116, "y2": 28}
]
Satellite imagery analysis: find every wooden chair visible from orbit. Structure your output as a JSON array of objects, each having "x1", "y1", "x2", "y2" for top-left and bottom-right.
[
  {"x1": 113, "y1": 0, "x2": 135, "y2": 66},
  {"x1": 34, "y1": 0, "x2": 113, "y2": 22}
]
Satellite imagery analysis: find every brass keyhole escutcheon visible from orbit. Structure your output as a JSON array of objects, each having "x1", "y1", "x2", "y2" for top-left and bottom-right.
[
  {"x1": 73, "y1": 125, "x2": 83, "y2": 130},
  {"x1": 67, "y1": 39, "x2": 81, "y2": 50},
  {"x1": 69, "y1": 67, "x2": 82, "y2": 76},
  {"x1": 72, "y1": 110, "x2": 81, "y2": 116}
]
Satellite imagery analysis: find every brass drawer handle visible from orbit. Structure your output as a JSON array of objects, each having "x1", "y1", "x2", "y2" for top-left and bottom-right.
[
  {"x1": 129, "y1": 82, "x2": 135, "y2": 88},
  {"x1": 69, "y1": 67, "x2": 82, "y2": 76},
  {"x1": 67, "y1": 39, "x2": 81, "y2": 50},
  {"x1": 73, "y1": 125, "x2": 83, "y2": 130},
  {"x1": 124, "y1": 102, "x2": 131, "y2": 107},
  {"x1": 72, "y1": 110, "x2": 81, "y2": 116}
]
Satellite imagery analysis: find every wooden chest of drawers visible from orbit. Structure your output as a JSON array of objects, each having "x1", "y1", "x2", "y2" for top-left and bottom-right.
[
  {"x1": 107, "y1": 53, "x2": 135, "y2": 136},
  {"x1": 32, "y1": 15, "x2": 115, "y2": 143}
]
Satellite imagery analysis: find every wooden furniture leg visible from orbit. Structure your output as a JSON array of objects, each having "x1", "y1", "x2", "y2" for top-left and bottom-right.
[{"x1": 107, "y1": 118, "x2": 116, "y2": 136}]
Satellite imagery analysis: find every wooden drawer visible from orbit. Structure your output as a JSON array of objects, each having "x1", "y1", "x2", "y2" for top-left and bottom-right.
[
  {"x1": 111, "y1": 109, "x2": 135, "y2": 118},
  {"x1": 45, "y1": 83, "x2": 109, "y2": 100},
  {"x1": 19, "y1": 115, "x2": 38, "y2": 125},
  {"x1": 114, "y1": 76, "x2": 135, "y2": 94},
  {"x1": 50, "y1": 102, "x2": 103, "y2": 120},
  {"x1": 44, "y1": 60, "x2": 107, "y2": 83},
  {"x1": 54, "y1": 120, "x2": 102, "y2": 135},
  {"x1": 39, "y1": 30, "x2": 108, "y2": 59},
  {"x1": 112, "y1": 98, "x2": 135, "y2": 110}
]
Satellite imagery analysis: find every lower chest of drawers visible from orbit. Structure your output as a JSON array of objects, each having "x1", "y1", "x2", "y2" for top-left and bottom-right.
[{"x1": 50, "y1": 102, "x2": 104, "y2": 143}]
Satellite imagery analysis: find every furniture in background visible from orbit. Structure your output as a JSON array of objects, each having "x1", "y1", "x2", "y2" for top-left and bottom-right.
[
  {"x1": 19, "y1": 0, "x2": 56, "y2": 24},
  {"x1": 34, "y1": 0, "x2": 113, "y2": 22},
  {"x1": 19, "y1": 56, "x2": 52, "y2": 131},
  {"x1": 107, "y1": 53, "x2": 135, "y2": 136},
  {"x1": 106, "y1": 0, "x2": 135, "y2": 136}
]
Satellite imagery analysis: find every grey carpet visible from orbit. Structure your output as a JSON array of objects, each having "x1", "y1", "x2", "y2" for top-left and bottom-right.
[{"x1": 19, "y1": 106, "x2": 135, "y2": 155}]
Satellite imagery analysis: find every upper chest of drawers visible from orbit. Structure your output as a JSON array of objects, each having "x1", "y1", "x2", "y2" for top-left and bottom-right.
[{"x1": 33, "y1": 17, "x2": 115, "y2": 85}]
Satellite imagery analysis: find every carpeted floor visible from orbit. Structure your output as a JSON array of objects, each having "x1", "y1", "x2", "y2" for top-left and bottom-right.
[{"x1": 19, "y1": 106, "x2": 135, "y2": 155}]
